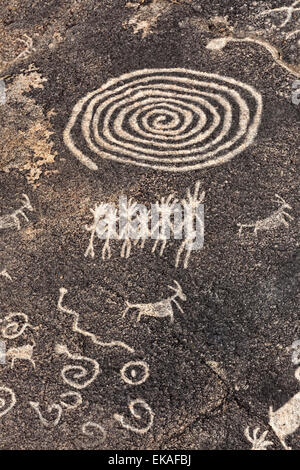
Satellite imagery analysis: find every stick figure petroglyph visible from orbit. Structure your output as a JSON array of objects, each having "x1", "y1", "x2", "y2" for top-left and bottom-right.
[
  {"x1": 237, "y1": 195, "x2": 293, "y2": 237},
  {"x1": 85, "y1": 203, "x2": 118, "y2": 259},
  {"x1": 244, "y1": 427, "x2": 274, "y2": 450},
  {"x1": 58, "y1": 288, "x2": 134, "y2": 353},
  {"x1": 114, "y1": 398, "x2": 154, "y2": 435},
  {"x1": 151, "y1": 194, "x2": 179, "y2": 257},
  {"x1": 123, "y1": 280, "x2": 186, "y2": 324},
  {"x1": 29, "y1": 401, "x2": 62, "y2": 427},
  {"x1": 0, "y1": 194, "x2": 34, "y2": 232},
  {"x1": 55, "y1": 344, "x2": 100, "y2": 390},
  {"x1": 175, "y1": 181, "x2": 205, "y2": 269}
]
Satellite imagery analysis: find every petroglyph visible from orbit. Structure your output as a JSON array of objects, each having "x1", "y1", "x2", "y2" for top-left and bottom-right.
[
  {"x1": 60, "y1": 391, "x2": 83, "y2": 410},
  {"x1": 0, "y1": 386, "x2": 16, "y2": 418},
  {"x1": 258, "y1": 1, "x2": 300, "y2": 28},
  {"x1": 123, "y1": 280, "x2": 186, "y2": 324},
  {"x1": 237, "y1": 195, "x2": 293, "y2": 237},
  {"x1": 64, "y1": 68, "x2": 262, "y2": 172},
  {"x1": 82, "y1": 421, "x2": 107, "y2": 441},
  {"x1": 0, "y1": 313, "x2": 37, "y2": 339},
  {"x1": 0, "y1": 194, "x2": 33, "y2": 232},
  {"x1": 29, "y1": 401, "x2": 62, "y2": 427},
  {"x1": 120, "y1": 361, "x2": 150, "y2": 385},
  {"x1": 58, "y1": 288, "x2": 134, "y2": 353},
  {"x1": 114, "y1": 398, "x2": 154, "y2": 434},
  {"x1": 55, "y1": 344, "x2": 100, "y2": 390},
  {"x1": 269, "y1": 367, "x2": 300, "y2": 450},
  {"x1": 85, "y1": 181, "x2": 204, "y2": 268},
  {"x1": 244, "y1": 427, "x2": 274, "y2": 450},
  {"x1": 6, "y1": 341, "x2": 36, "y2": 369},
  {"x1": 175, "y1": 181, "x2": 205, "y2": 268},
  {"x1": 207, "y1": 37, "x2": 300, "y2": 78}
]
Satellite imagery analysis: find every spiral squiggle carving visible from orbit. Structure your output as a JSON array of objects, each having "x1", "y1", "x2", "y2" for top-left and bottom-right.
[
  {"x1": 64, "y1": 68, "x2": 262, "y2": 172},
  {"x1": 0, "y1": 386, "x2": 16, "y2": 418}
]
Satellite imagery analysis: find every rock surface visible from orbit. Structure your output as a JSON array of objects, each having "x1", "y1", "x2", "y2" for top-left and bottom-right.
[{"x1": 0, "y1": 0, "x2": 299, "y2": 450}]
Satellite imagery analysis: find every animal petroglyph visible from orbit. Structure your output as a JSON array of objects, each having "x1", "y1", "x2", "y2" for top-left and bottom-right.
[
  {"x1": 58, "y1": 288, "x2": 134, "y2": 353},
  {"x1": 244, "y1": 427, "x2": 274, "y2": 450},
  {"x1": 0, "y1": 386, "x2": 16, "y2": 418},
  {"x1": 207, "y1": 37, "x2": 300, "y2": 78},
  {"x1": 60, "y1": 391, "x2": 83, "y2": 410},
  {"x1": 0, "y1": 313, "x2": 37, "y2": 339},
  {"x1": 5, "y1": 340, "x2": 36, "y2": 369},
  {"x1": 114, "y1": 398, "x2": 154, "y2": 434},
  {"x1": 120, "y1": 361, "x2": 150, "y2": 385},
  {"x1": 55, "y1": 344, "x2": 100, "y2": 390},
  {"x1": 85, "y1": 181, "x2": 204, "y2": 268},
  {"x1": 82, "y1": 422, "x2": 107, "y2": 441},
  {"x1": 0, "y1": 194, "x2": 33, "y2": 232},
  {"x1": 123, "y1": 280, "x2": 186, "y2": 324},
  {"x1": 237, "y1": 195, "x2": 293, "y2": 237},
  {"x1": 64, "y1": 68, "x2": 262, "y2": 172},
  {"x1": 29, "y1": 401, "x2": 62, "y2": 427}
]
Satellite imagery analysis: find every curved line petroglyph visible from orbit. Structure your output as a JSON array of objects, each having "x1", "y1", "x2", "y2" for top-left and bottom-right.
[
  {"x1": 82, "y1": 421, "x2": 107, "y2": 441},
  {"x1": 29, "y1": 401, "x2": 62, "y2": 427},
  {"x1": 207, "y1": 37, "x2": 300, "y2": 78},
  {"x1": 55, "y1": 344, "x2": 100, "y2": 390},
  {"x1": 64, "y1": 68, "x2": 262, "y2": 172},
  {"x1": 0, "y1": 386, "x2": 16, "y2": 418},
  {"x1": 114, "y1": 398, "x2": 154, "y2": 434},
  {"x1": 258, "y1": 1, "x2": 300, "y2": 28},
  {"x1": 120, "y1": 361, "x2": 150, "y2": 385},
  {"x1": 60, "y1": 391, "x2": 83, "y2": 409},
  {"x1": 0, "y1": 313, "x2": 37, "y2": 339},
  {"x1": 58, "y1": 288, "x2": 134, "y2": 353}
]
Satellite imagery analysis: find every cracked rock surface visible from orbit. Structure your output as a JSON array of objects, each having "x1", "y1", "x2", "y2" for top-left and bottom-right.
[{"x1": 0, "y1": 0, "x2": 299, "y2": 450}]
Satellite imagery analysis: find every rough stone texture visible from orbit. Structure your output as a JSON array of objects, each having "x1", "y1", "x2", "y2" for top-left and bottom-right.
[{"x1": 0, "y1": 0, "x2": 299, "y2": 450}]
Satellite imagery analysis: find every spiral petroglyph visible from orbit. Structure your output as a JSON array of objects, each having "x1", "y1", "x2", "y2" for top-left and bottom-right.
[{"x1": 64, "y1": 69, "x2": 263, "y2": 172}]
